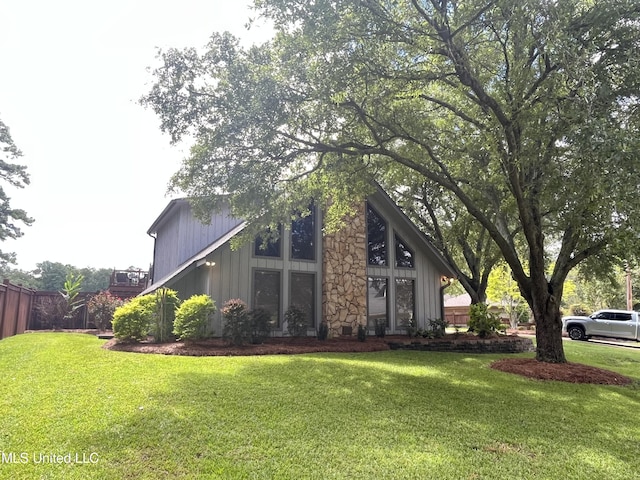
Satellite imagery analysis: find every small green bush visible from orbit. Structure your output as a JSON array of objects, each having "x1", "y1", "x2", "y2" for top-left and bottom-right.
[
  {"x1": 152, "y1": 288, "x2": 181, "y2": 343},
  {"x1": 428, "y1": 317, "x2": 449, "y2": 338},
  {"x1": 173, "y1": 294, "x2": 215, "y2": 341},
  {"x1": 222, "y1": 299, "x2": 251, "y2": 346},
  {"x1": 285, "y1": 305, "x2": 307, "y2": 337},
  {"x1": 112, "y1": 296, "x2": 154, "y2": 342},
  {"x1": 249, "y1": 307, "x2": 273, "y2": 344},
  {"x1": 317, "y1": 321, "x2": 329, "y2": 341},
  {"x1": 375, "y1": 319, "x2": 387, "y2": 338},
  {"x1": 402, "y1": 317, "x2": 417, "y2": 337},
  {"x1": 357, "y1": 323, "x2": 367, "y2": 342},
  {"x1": 468, "y1": 303, "x2": 505, "y2": 338}
]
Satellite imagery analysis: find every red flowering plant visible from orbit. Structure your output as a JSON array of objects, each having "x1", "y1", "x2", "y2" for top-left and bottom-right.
[{"x1": 87, "y1": 291, "x2": 124, "y2": 331}]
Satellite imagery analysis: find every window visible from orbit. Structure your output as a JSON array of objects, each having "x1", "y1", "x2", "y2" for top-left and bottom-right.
[
  {"x1": 367, "y1": 203, "x2": 387, "y2": 266},
  {"x1": 367, "y1": 277, "x2": 388, "y2": 328},
  {"x1": 395, "y1": 279, "x2": 415, "y2": 328},
  {"x1": 291, "y1": 206, "x2": 315, "y2": 260},
  {"x1": 253, "y1": 270, "x2": 281, "y2": 327},
  {"x1": 395, "y1": 233, "x2": 415, "y2": 268},
  {"x1": 290, "y1": 273, "x2": 315, "y2": 327},
  {"x1": 254, "y1": 226, "x2": 281, "y2": 257}
]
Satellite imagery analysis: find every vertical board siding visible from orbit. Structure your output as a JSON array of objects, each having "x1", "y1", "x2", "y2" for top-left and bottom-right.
[
  {"x1": 153, "y1": 212, "x2": 181, "y2": 280},
  {"x1": 152, "y1": 202, "x2": 243, "y2": 281},
  {"x1": 177, "y1": 203, "x2": 243, "y2": 268}
]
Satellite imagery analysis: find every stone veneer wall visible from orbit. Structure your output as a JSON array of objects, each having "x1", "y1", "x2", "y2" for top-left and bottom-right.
[{"x1": 322, "y1": 203, "x2": 368, "y2": 337}]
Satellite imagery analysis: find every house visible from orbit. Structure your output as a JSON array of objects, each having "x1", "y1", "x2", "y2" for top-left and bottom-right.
[{"x1": 142, "y1": 186, "x2": 456, "y2": 336}]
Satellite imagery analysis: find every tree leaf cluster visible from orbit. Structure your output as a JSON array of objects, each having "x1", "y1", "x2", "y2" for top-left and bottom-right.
[
  {"x1": 142, "y1": 0, "x2": 640, "y2": 362},
  {"x1": 0, "y1": 116, "x2": 33, "y2": 266}
]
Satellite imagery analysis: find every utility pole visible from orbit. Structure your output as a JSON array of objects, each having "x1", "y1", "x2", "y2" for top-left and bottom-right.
[{"x1": 626, "y1": 263, "x2": 633, "y2": 310}]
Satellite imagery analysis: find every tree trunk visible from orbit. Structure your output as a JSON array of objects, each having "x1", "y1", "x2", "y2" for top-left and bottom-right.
[{"x1": 531, "y1": 286, "x2": 566, "y2": 363}]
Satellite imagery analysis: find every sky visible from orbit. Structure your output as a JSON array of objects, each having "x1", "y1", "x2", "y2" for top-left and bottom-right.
[{"x1": 0, "y1": 0, "x2": 273, "y2": 272}]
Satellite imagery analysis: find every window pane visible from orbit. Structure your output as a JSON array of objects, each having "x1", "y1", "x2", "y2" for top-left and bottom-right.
[
  {"x1": 290, "y1": 273, "x2": 315, "y2": 327},
  {"x1": 395, "y1": 233, "x2": 415, "y2": 268},
  {"x1": 367, "y1": 277, "x2": 388, "y2": 328},
  {"x1": 367, "y1": 203, "x2": 387, "y2": 266},
  {"x1": 254, "y1": 226, "x2": 281, "y2": 257},
  {"x1": 253, "y1": 270, "x2": 281, "y2": 327},
  {"x1": 291, "y1": 207, "x2": 315, "y2": 260},
  {"x1": 395, "y1": 279, "x2": 415, "y2": 328}
]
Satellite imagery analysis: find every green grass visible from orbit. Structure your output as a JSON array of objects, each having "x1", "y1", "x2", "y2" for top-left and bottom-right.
[{"x1": 0, "y1": 333, "x2": 639, "y2": 479}]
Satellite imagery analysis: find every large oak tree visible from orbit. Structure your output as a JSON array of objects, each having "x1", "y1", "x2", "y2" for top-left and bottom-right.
[{"x1": 142, "y1": 0, "x2": 640, "y2": 363}]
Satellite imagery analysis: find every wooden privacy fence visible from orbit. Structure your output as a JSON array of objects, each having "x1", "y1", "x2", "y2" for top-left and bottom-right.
[{"x1": 0, "y1": 280, "x2": 35, "y2": 340}]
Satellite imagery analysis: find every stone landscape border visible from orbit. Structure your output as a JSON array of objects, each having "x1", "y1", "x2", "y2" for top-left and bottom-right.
[{"x1": 387, "y1": 335, "x2": 535, "y2": 354}]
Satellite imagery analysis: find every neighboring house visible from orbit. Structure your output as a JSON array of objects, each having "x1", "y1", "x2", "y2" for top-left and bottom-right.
[
  {"x1": 444, "y1": 293, "x2": 472, "y2": 326},
  {"x1": 444, "y1": 293, "x2": 518, "y2": 327},
  {"x1": 142, "y1": 186, "x2": 456, "y2": 337}
]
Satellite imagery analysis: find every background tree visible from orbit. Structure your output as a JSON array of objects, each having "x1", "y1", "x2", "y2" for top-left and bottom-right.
[
  {"x1": 0, "y1": 116, "x2": 33, "y2": 266},
  {"x1": 34, "y1": 261, "x2": 111, "y2": 291},
  {"x1": 486, "y1": 263, "x2": 530, "y2": 329},
  {"x1": 35, "y1": 261, "x2": 73, "y2": 291},
  {"x1": 0, "y1": 264, "x2": 40, "y2": 289},
  {"x1": 142, "y1": 0, "x2": 640, "y2": 362}
]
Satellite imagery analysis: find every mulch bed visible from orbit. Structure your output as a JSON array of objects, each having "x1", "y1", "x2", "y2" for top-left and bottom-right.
[
  {"x1": 102, "y1": 335, "x2": 392, "y2": 356},
  {"x1": 490, "y1": 358, "x2": 632, "y2": 385},
  {"x1": 100, "y1": 333, "x2": 633, "y2": 385}
]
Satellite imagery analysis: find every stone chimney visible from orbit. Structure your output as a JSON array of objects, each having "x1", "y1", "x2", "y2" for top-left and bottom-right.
[{"x1": 322, "y1": 203, "x2": 368, "y2": 336}]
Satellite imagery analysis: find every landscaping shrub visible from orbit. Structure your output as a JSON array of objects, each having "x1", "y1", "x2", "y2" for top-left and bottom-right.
[
  {"x1": 317, "y1": 321, "x2": 329, "y2": 341},
  {"x1": 173, "y1": 294, "x2": 215, "y2": 341},
  {"x1": 402, "y1": 317, "x2": 417, "y2": 337},
  {"x1": 152, "y1": 288, "x2": 181, "y2": 343},
  {"x1": 87, "y1": 291, "x2": 124, "y2": 331},
  {"x1": 112, "y1": 296, "x2": 155, "y2": 342},
  {"x1": 222, "y1": 299, "x2": 251, "y2": 345},
  {"x1": 59, "y1": 272, "x2": 85, "y2": 327},
  {"x1": 428, "y1": 317, "x2": 448, "y2": 338},
  {"x1": 357, "y1": 323, "x2": 367, "y2": 342},
  {"x1": 375, "y1": 319, "x2": 387, "y2": 338},
  {"x1": 285, "y1": 305, "x2": 307, "y2": 337},
  {"x1": 468, "y1": 303, "x2": 505, "y2": 338},
  {"x1": 249, "y1": 307, "x2": 273, "y2": 344}
]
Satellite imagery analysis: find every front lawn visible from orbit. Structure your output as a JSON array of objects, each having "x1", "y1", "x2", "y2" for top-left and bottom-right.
[{"x1": 0, "y1": 333, "x2": 638, "y2": 479}]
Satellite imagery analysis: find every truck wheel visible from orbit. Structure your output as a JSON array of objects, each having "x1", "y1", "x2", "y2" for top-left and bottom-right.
[{"x1": 567, "y1": 325, "x2": 587, "y2": 341}]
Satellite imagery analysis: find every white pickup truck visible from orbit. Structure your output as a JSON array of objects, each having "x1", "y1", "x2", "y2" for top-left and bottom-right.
[{"x1": 562, "y1": 309, "x2": 640, "y2": 341}]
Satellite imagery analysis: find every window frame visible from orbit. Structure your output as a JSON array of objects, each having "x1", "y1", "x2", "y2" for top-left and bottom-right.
[
  {"x1": 290, "y1": 204, "x2": 316, "y2": 262},
  {"x1": 289, "y1": 271, "x2": 316, "y2": 328},
  {"x1": 252, "y1": 268, "x2": 282, "y2": 328},
  {"x1": 367, "y1": 276, "x2": 389, "y2": 328},
  {"x1": 394, "y1": 232, "x2": 415, "y2": 269},
  {"x1": 366, "y1": 202, "x2": 388, "y2": 267},
  {"x1": 395, "y1": 278, "x2": 416, "y2": 329}
]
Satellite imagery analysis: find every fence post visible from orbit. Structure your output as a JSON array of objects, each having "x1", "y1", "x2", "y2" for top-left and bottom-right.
[
  {"x1": 0, "y1": 280, "x2": 9, "y2": 340},
  {"x1": 0, "y1": 281, "x2": 5, "y2": 339}
]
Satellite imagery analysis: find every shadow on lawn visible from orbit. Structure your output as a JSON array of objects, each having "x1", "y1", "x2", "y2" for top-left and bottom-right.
[{"x1": 67, "y1": 351, "x2": 639, "y2": 479}]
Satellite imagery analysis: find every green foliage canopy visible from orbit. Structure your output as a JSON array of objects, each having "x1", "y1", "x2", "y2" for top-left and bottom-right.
[
  {"x1": 142, "y1": 0, "x2": 640, "y2": 362},
  {"x1": 0, "y1": 116, "x2": 33, "y2": 266}
]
